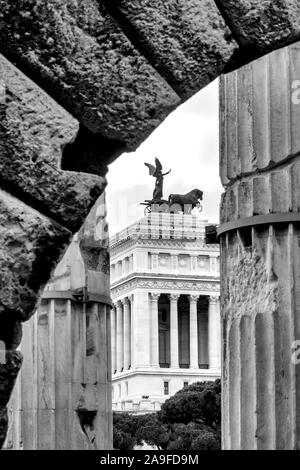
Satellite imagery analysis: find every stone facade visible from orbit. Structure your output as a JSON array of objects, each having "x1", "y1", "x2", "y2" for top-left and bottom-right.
[{"x1": 110, "y1": 214, "x2": 220, "y2": 413}]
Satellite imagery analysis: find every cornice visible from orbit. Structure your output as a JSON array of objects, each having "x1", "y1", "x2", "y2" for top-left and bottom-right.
[
  {"x1": 111, "y1": 275, "x2": 220, "y2": 298},
  {"x1": 110, "y1": 237, "x2": 219, "y2": 257},
  {"x1": 112, "y1": 368, "x2": 221, "y2": 381},
  {"x1": 111, "y1": 272, "x2": 219, "y2": 288}
]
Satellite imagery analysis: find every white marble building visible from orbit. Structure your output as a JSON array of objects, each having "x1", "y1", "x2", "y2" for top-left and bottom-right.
[{"x1": 110, "y1": 213, "x2": 221, "y2": 413}]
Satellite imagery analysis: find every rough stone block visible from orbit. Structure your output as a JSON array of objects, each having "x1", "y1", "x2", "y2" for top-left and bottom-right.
[
  {"x1": 0, "y1": 54, "x2": 106, "y2": 232},
  {"x1": 112, "y1": 0, "x2": 238, "y2": 99},
  {"x1": 0, "y1": 0, "x2": 180, "y2": 151},
  {"x1": 217, "y1": 0, "x2": 300, "y2": 52},
  {"x1": 0, "y1": 190, "x2": 71, "y2": 322}
]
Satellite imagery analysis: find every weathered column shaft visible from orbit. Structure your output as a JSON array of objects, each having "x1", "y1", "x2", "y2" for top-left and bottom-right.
[
  {"x1": 220, "y1": 42, "x2": 300, "y2": 450},
  {"x1": 189, "y1": 296, "x2": 199, "y2": 369},
  {"x1": 208, "y1": 297, "x2": 221, "y2": 370},
  {"x1": 4, "y1": 194, "x2": 112, "y2": 450},
  {"x1": 170, "y1": 295, "x2": 180, "y2": 369}
]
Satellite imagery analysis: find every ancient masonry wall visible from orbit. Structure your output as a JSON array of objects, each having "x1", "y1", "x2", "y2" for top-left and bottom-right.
[
  {"x1": 1, "y1": 0, "x2": 300, "y2": 449},
  {"x1": 220, "y1": 42, "x2": 300, "y2": 450}
]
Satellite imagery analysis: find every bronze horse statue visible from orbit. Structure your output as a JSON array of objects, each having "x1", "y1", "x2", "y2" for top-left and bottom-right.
[{"x1": 168, "y1": 189, "x2": 203, "y2": 214}]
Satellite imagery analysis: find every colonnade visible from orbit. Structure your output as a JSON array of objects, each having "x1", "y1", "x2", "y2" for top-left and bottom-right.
[{"x1": 111, "y1": 294, "x2": 221, "y2": 373}]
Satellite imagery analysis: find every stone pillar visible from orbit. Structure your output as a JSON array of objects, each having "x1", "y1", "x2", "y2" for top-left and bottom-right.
[
  {"x1": 116, "y1": 301, "x2": 123, "y2": 373},
  {"x1": 129, "y1": 295, "x2": 134, "y2": 368},
  {"x1": 208, "y1": 296, "x2": 221, "y2": 370},
  {"x1": 220, "y1": 42, "x2": 300, "y2": 450},
  {"x1": 123, "y1": 298, "x2": 131, "y2": 371},
  {"x1": 189, "y1": 295, "x2": 199, "y2": 369},
  {"x1": 3, "y1": 194, "x2": 113, "y2": 450},
  {"x1": 150, "y1": 293, "x2": 160, "y2": 368},
  {"x1": 132, "y1": 291, "x2": 150, "y2": 368},
  {"x1": 111, "y1": 307, "x2": 116, "y2": 374},
  {"x1": 169, "y1": 294, "x2": 180, "y2": 369}
]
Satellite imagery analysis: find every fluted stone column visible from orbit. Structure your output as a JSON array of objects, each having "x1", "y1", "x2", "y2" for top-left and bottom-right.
[
  {"x1": 220, "y1": 42, "x2": 300, "y2": 450},
  {"x1": 111, "y1": 306, "x2": 116, "y2": 374},
  {"x1": 208, "y1": 296, "x2": 221, "y2": 370},
  {"x1": 169, "y1": 294, "x2": 180, "y2": 369},
  {"x1": 3, "y1": 195, "x2": 113, "y2": 450},
  {"x1": 116, "y1": 301, "x2": 123, "y2": 373},
  {"x1": 189, "y1": 295, "x2": 199, "y2": 369},
  {"x1": 150, "y1": 293, "x2": 160, "y2": 368},
  {"x1": 123, "y1": 298, "x2": 131, "y2": 371}
]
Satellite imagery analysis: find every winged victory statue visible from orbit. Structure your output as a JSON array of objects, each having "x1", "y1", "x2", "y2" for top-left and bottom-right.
[{"x1": 144, "y1": 158, "x2": 171, "y2": 203}]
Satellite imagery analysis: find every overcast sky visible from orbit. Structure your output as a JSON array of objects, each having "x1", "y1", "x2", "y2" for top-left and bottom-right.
[{"x1": 106, "y1": 79, "x2": 222, "y2": 235}]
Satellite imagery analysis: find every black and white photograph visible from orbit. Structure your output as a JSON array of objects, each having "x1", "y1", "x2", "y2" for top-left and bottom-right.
[{"x1": 0, "y1": 0, "x2": 300, "y2": 459}]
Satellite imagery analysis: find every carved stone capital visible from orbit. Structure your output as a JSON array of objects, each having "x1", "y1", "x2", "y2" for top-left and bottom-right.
[
  {"x1": 209, "y1": 296, "x2": 220, "y2": 305},
  {"x1": 128, "y1": 294, "x2": 134, "y2": 304},
  {"x1": 150, "y1": 293, "x2": 161, "y2": 302},
  {"x1": 115, "y1": 300, "x2": 123, "y2": 309},
  {"x1": 168, "y1": 293, "x2": 180, "y2": 302},
  {"x1": 189, "y1": 294, "x2": 199, "y2": 303}
]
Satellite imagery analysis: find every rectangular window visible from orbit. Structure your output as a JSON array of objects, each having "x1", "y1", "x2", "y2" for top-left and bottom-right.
[{"x1": 164, "y1": 381, "x2": 169, "y2": 396}]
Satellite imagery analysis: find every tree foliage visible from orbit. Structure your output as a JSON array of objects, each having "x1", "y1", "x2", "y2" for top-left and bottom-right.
[
  {"x1": 167, "y1": 422, "x2": 220, "y2": 451},
  {"x1": 158, "y1": 379, "x2": 221, "y2": 428},
  {"x1": 113, "y1": 412, "x2": 143, "y2": 450}
]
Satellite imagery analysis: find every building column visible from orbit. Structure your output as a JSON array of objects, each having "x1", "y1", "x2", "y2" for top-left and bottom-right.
[
  {"x1": 116, "y1": 300, "x2": 123, "y2": 373},
  {"x1": 132, "y1": 291, "x2": 151, "y2": 368},
  {"x1": 208, "y1": 296, "x2": 221, "y2": 370},
  {"x1": 111, "y1": 306, "x2": 116, "y2": 374},
  {"x1": 189, "y1": 295, "x2": 199, "y2": 369},
  {"x1": 219, "y1": 45, "x2": 300, "y2": 449},
  {"x1": 150, "y1": 293, "x2": 160, "y2": 368},
  {"x1": 169, "y1": 294, "x2": 180, "y2": 369},
  {"x1": 123, "y1": 298, "x2": 131, "y2": 371},
  {"x1": 129, "y1": 295, "x2": 134, "y2": 368}
]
